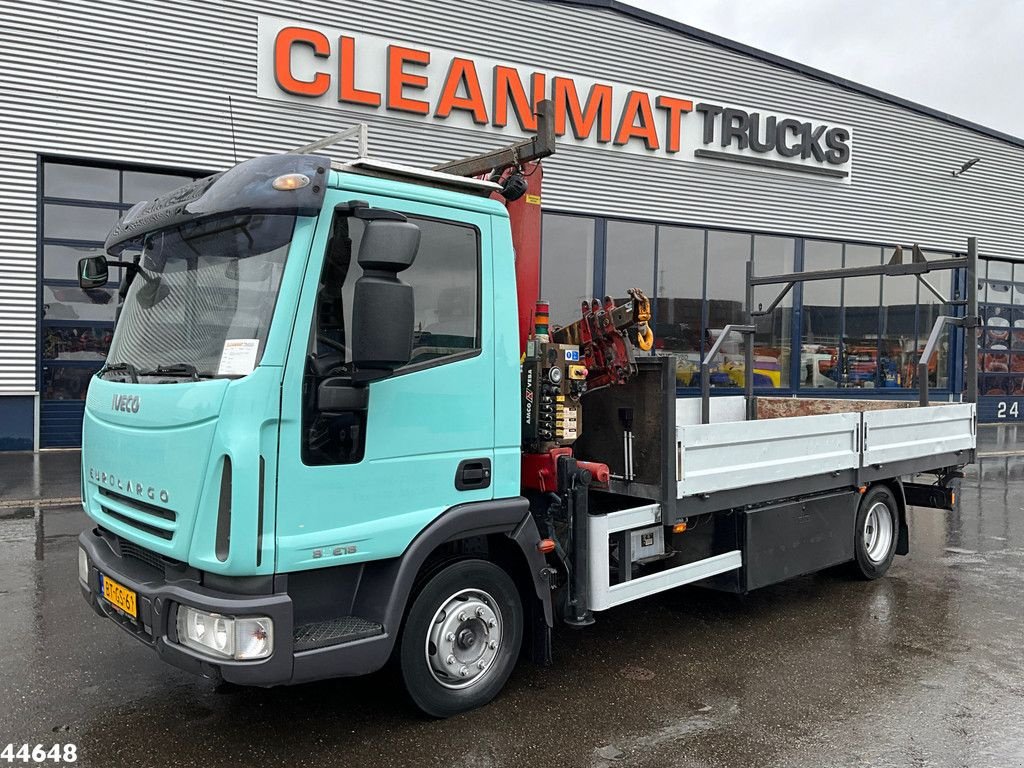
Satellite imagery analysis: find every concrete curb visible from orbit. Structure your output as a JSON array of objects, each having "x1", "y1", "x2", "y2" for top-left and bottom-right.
[{"x1": 0, "y1": 496, "x2": 81, "y2": 510}]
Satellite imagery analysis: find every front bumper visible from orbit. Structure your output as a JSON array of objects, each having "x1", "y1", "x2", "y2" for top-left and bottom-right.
[
  {"x1": 78, "y1": 528, "x2": 392, "y2": 686},
  {"x1": 79, "y1": 528, "x2": 293, "y2": 685}
]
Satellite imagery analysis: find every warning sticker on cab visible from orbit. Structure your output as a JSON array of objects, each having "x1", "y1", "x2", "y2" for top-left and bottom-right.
[{"x1": 218, "y1": 339, "x2": 260, "y2": 376}]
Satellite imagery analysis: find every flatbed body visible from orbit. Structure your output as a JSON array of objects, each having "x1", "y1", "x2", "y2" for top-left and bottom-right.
[{"x1": 570, "y1": 356, "x2": 975, "y2": 614}]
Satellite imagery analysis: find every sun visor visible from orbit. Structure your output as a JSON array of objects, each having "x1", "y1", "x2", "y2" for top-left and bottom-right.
[{"x1": 105, "y1": 154, "x2": 330, "y2": 255}]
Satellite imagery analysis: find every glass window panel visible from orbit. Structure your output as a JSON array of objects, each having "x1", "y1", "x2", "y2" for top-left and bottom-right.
[
  {"x1": 801, "y1": 240, "x2": 842, "y2": 388},
  {"x1": 43, "y1": 243, "x2": 108, "y2": 281},
  {"x1": 42, "y1": 286, "x2": 117, "y2": 322},
  {"x1": 916, "y1": 268, "x2": 951, "y2": 390},
  {"x1": 123, "y1": 170, "x2": 195, "y2": 204},
  {"x1": 42, "y1": 365, "x2": 100, "y2": 400},
  {"x1": 880, "y1": 247, "x2": 920, "y2": 389},
  {"x1": 42, "y1": 325, "x2": 112, "y2": 360},
  {"x1": 980, "y1": 373, "x2": 1010, "y2": 396},
  {"x1": 1011, "y1": 352, "x2": 1024, "y2": 396},
  {"x1": 1013, "y1": 263, "x2": 1024, "y2": 306},
  {"x1": 1011, "y1": 307, "x2": 1024, "y2": 352},
  {"x1": 541, "y1": 214, "x2": 595, "y2": 330},
  {"x1": 984, "y1": 304, "x2": 1012, "y2": 344},
  {"x1": 752, "y1": 235, "x2": 793, "y2": 388},
  {"x1": 605, "y1": 221, "x2": 655, "y2": 303},
  {"x1": 975, "y1": 259, "x2": 987, "y2": 306},
  {"x1": 655, "y1": 226, "x2": 704, "y2": 385},
  {"x1": 705, "y1": 231, "x2": 752, "y2": 388},
  {"x1": 986, "y1": 259, "x2": 1012, "y2": 305},
  {"x1": 405, "y1": 217, "x2": 481, "y2": 361},
  {"x1": 842, "y1": 245, "x2": 883, "y2": 387},
  {"x1": 987, "y1": 260, "x2": 1012, "y2": 280},
  {"x1": 43, "y1": 204, "x2": 120, "y2": 242},
  {"x1": 43, "y1": 163, "x2": 118, "y2": 202}
]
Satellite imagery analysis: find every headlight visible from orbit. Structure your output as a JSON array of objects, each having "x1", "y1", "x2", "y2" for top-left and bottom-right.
[
  {"x1": 78, "y1": 548, "x2": 89, "y2": 586},
  {"x1": 176, "y1": 606, "x2": 274, "y2": 661}
]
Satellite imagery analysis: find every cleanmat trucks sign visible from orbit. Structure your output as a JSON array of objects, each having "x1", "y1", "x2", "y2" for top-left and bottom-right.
[{"x1": 256, "y1": 15, "x2": 853, "y2": 181}]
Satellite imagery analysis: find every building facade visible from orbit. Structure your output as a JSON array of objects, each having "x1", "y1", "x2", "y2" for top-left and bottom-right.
[{"x1": 2, "y1": 0, "x2": 1023, "y2": 449}]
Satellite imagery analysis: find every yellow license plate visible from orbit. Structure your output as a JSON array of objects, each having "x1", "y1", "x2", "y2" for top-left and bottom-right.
[{"x1": 101, "y1": 575, "x2": 138, "y2": 618}]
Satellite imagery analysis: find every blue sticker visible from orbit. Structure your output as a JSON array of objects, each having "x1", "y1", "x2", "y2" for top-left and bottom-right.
[{"x1": 565, "y1": 349, "x2": 580, "y2": 361}]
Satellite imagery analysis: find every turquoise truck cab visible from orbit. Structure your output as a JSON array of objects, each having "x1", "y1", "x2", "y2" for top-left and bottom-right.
[{"x1": 78, "y1": 153, "x2": 552, "y2": 716}]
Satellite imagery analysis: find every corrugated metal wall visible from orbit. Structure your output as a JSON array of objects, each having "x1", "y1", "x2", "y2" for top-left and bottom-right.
[{"x1": 1, "y1": 0, "x2": 1023, "y2": 397}]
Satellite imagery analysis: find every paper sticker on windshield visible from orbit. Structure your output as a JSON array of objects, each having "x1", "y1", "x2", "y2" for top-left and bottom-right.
[{"x1": 218, "y1": 339, "x2": 260, "y2": 376}]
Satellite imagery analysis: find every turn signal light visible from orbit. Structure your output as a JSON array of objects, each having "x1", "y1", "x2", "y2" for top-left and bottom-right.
[
  {"x1": 672, "y1": 522, "x2": 687, "y2": 534},
  {"x1": 272, "y1": 173, "x2": 311, "y2": 191},
  {"x1": 537, "y1": 539, "x2": 556, "y2": 553}
]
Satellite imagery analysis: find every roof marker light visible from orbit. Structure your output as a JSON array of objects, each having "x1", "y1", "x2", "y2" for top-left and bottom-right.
[{"x1": 272, "y1": 173, "x2": 311, "y2": 191}]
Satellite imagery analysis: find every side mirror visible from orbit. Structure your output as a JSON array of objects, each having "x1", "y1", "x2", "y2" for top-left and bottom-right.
[
  {"x1": 78, "y1": 256, "x2": 109, "y2": 289},
  {"x1": 350, "y1": 218, "x2": 421, "y2": 382}
]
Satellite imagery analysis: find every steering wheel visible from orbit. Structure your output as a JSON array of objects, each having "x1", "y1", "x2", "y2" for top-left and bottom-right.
[{"x1": 317, "y1": 334, "x2": 346, "y2": 353}]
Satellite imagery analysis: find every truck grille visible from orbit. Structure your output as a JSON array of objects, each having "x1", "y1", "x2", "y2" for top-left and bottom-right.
[
  {"x1": 117, "y1": 538, "x2": 170, "y2": 572},
  {"x1": 98, "y1": 487, "x2": 176, "y2": 541},
  {"x1": 98, "y1": 527, "x2": 182, "y2": 573}
]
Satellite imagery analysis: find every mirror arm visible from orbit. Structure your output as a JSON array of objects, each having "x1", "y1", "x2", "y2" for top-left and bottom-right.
[
  {"x1": 332, "y1": 201, "x2": 408, "y2": 223},
  {"x1": 317, "y1": 377, "x2": 371, "y2": 412}
]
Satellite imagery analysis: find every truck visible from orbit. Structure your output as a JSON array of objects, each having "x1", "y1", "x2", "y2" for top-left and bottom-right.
[{"x1": 76, "y1": 105, "x2": 979, "y2": 717}]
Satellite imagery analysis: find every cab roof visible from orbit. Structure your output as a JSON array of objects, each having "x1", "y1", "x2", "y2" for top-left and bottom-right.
[{"x1": 332, "y1": 158, "x2": 501, "y2": 197}]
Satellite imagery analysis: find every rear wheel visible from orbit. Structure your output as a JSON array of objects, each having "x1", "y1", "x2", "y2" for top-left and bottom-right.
[
  {"x1": 399, "y1": 559, "x2": 522, "y2": 717},
  {"x1": 850, "y1": 486, "x2": 898, "y2": 579}
]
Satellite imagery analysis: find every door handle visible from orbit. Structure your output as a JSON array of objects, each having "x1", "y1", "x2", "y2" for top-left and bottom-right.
[{"x1": 455, "y1": 458, "x2": 491, "y2": 491}]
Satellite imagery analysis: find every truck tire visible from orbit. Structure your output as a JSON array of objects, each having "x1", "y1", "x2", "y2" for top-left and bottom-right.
[
  {"x1": 399, "y1": 559, "x2": 523, "y2": 717},
  {"x1": 850, "y1": 485, "x2": 899, "y2": 579}
]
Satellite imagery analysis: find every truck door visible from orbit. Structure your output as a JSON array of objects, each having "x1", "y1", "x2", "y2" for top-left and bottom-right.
[{"x1": 274, "y1": 190, "x2": 496, "y2": 573}]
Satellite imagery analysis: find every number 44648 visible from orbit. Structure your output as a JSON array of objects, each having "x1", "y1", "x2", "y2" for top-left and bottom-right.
[{"x1": 0, "y1": 745, "x2": 77, "y2": 763}]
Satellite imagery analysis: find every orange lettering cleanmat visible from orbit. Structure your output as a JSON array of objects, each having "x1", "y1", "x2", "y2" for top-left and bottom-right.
[
  {"x1": 553, "y1": 78, "x2": 613, "y2": 142},
  {"x1": 387, "y1": 45, "x2": 431, "y2": 114},
  {"x1": 436, "y1": 57, "x2": 488, "y2": 124},
  {"x1": 494, "y1": 66, "x2": 536, "y2": 130},
  {"x1": 616, "y1": 90, "x2": 659, "y2": 150},
  {"x1": 339, "y1": 36, "x2": 381, "y2": 106},
  {"x1": 274, "y1": 27, "x2": 331, "y2": 97},
  {"x1": 656, "y1": 95, "x2": 693, "y2": 153}
]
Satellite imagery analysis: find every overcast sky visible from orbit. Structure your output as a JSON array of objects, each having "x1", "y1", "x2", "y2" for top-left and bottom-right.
[{"x1": 629, "y1": 0, "x2": 1024, "y2": 137}]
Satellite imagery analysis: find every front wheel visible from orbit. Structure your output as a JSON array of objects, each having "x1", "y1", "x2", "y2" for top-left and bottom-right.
[
  {"x1": 398, "y1": 559, "x2": 523, "y2": 717},
  {"x1": 850, "y1": 486, "x2": 899, "y2": 579}
]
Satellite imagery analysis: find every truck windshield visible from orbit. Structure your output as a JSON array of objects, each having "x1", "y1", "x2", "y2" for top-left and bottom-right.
[{"x1": 105, "y1": 213, "x2": 295, "y2": 378}]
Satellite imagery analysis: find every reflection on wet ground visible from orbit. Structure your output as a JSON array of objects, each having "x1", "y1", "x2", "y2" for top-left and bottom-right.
[{"x1": 1, "y1": 478, "x2": 1023, "y2": 767}]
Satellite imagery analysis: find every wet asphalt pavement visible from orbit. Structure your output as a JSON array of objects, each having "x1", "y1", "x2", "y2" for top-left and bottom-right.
[{"x1": 2, "y1": 460, "x2": 1024, "y2": 767}]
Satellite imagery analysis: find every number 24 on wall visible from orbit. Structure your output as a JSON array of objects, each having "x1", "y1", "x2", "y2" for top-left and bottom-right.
[{"x1": 996, "y1": 401, "x2": 1020, "y2": 419}]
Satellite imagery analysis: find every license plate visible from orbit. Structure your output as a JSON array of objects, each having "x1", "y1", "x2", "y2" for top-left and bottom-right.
[{"x1": 101, "y1": 574, "x2": 138, "y2": 618}]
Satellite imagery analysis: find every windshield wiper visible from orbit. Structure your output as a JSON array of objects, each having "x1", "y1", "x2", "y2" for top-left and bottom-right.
[
  {"x1": 99, "y1": 362, "x2": 139, "y2": 384},
  {"x1": 140, "y1": 363, "x2": 202, "y2": 381}
]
